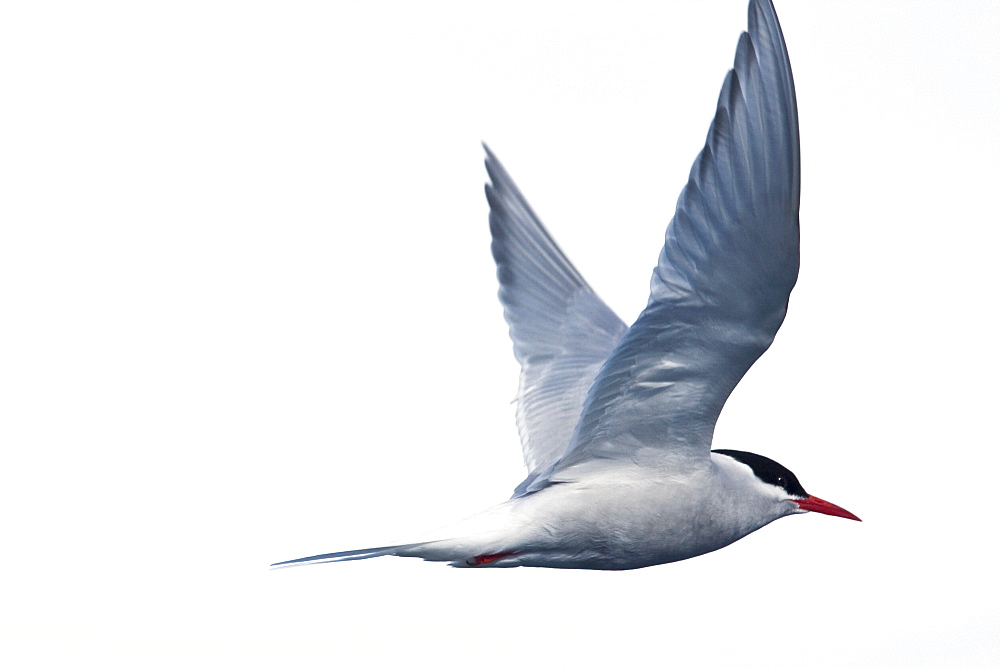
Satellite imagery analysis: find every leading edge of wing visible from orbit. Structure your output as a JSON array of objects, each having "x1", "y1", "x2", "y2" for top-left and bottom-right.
[
  {"x1": 549, "y1": 0, "x2": 801, "y2": 478},
  {"x1": 484, "y1": 146, "x2": 627, "y2": 477}
]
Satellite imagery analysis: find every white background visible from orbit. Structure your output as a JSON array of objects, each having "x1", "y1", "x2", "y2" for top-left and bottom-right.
[{"x1": 3, "y1": 0, "x2": 999, "y2": 665}]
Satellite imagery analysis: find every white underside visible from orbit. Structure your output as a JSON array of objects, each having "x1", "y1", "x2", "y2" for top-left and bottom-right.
[{"x1": 395, "y1": 454, "x2": 796, "y2": 570}]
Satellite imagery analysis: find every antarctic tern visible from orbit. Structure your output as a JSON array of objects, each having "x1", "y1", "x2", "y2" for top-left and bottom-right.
[{"x1": 273, "y1": 0, "x2": 859, "y2": 572}]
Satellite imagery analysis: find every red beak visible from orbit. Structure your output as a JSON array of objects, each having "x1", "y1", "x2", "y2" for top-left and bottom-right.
[{"x1": 795, "y1": 495, "x2": 861, "y2": 521}]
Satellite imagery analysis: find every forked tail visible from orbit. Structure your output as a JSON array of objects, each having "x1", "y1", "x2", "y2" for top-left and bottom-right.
[
  {"x1": 270, "y1": 543, "x2": 428, "y2": 568},
  {"x1": 272, "y1": 505, "x2": 523, "y2": 568},
  {"x1": 271, "y1": 540, "x2": 520, "y2": 569}
]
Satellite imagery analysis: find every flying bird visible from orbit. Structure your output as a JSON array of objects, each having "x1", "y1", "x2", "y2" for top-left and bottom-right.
[{"x1": 274, "y1": 0, "x2": 859, "y2": 571}]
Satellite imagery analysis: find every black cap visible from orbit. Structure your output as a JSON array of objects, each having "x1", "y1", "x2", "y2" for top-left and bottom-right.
[{"x1": 712, "y1": 449, "x2": 809, "y2": 498}]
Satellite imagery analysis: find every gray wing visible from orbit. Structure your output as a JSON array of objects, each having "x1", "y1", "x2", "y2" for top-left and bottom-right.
[
  {"x1": 484, "y1": 146, "x2": 628, "y2": 476},
  {"x1": 550, "y1": 0, "x2": 800, "y2": 478}
]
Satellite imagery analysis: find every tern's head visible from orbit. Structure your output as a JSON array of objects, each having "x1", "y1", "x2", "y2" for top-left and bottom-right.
[{"x1": 712, "y1": 449, "x2": 861, "y2": 522}]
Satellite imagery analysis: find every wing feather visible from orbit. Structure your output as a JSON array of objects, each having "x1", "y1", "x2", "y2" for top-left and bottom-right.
[
  {"x1": 484, "y1": 147, "x2": 628, "y2": 476},
  {"x1": 546, "y1": 0, "x2": 800, "y2": 481}
]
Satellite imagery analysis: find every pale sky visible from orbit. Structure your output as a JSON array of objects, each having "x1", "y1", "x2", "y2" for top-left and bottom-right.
[{"x1": 2, "y1": 1, "x2": 999, "y2": 665}]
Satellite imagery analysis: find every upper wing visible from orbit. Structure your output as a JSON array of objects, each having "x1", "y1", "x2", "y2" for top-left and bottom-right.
[
  {"x1": 484, "y1": 146, "x2": 628, "y2": 476},
  {"x1": 550, "y1": 0, "x2": 800, "y2": 478}
]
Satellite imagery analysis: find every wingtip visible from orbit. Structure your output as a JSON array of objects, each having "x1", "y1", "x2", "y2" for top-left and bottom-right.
[
  {"x1": 482, "y1": 141, "x2": 498, "y2": 167},
  {"x1": 750, "y1": 0, "x2": 778, "y2": 24},
  {"x1": 747, "y1": 0, "x2": 786, "y2": 53},
  {"x1": 482, "y1": 144, "x2": 510, "y2": 191}
]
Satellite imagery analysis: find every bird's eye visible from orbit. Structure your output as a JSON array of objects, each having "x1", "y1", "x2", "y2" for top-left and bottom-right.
[{"x1": 775, "y1": 476, "x2": 786, "y2": 486}]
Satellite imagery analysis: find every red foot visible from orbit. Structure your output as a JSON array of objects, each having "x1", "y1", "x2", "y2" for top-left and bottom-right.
[{"x1": 467, "y1": 551, "x2": 517, "y2": 566}]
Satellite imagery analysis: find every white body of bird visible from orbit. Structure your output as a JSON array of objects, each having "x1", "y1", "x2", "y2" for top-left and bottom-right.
[{"x1": 395, "y1": 453, "x2": 803, "y2": 569}]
